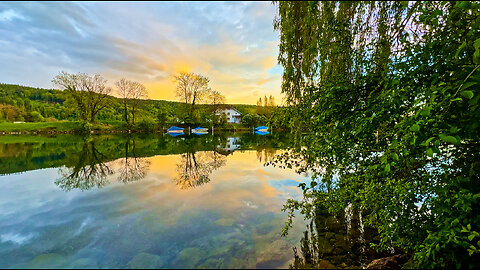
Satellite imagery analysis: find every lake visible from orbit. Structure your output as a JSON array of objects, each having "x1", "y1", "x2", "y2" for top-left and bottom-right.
[{"x1": 0, "y1": 132, "x2": 377, "y2": 269}]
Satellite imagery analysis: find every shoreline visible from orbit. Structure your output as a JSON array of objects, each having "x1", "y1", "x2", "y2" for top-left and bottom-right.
[{"x1": 0, "y1": 122, "x2": 278, "y2": 135}]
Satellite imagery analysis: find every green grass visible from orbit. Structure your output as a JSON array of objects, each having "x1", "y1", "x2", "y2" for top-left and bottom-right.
[
  {"x1": 0, "y1": 121, "x2": 82, "y2": 132},
  {"x1": 0, "y1": 121, "x2": 127, "y2": 133}
]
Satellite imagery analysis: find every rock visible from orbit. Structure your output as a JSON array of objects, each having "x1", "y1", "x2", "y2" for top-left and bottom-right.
[
  {"x1": 366, "y1": 254, "x2": 407, "y2": 269},
  {"x1": 69, "y1": 258, "x2": 98, "y2": 269},
  {"x1": 197, "y1": 258, "x2": 225, "y2": 269},
  {"x1": 174, "y1": 247, "x2": 207, "y2": 267},
  {"x1": 26, "y1": 253, "x2": 67, "y2": 268},
  {"x1": 256, "y1": 239, "x2": 291, "y2": 267},
  {"x1": 214, "y1": 218, "x2": 235, "y2": 226},
  {"x1": 127, "y1": 252, "x2": 166, "y2": 269},
  {"x1": 317, "y1": 259, "x2": 337, "y2": 269}
]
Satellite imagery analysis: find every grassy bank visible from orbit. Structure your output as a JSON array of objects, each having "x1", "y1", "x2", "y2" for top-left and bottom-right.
[
  {"x1": 0, "y1": 121, "x2": 263, "y2": 134},
  {"x1": 0, "y1": 121, "x2": 124, "y2": 133}
]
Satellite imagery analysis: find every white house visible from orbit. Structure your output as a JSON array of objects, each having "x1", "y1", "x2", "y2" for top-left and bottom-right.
[
  {"x1": 216, "y1": 137, "x2": 241, "y2": 155},
  {"x1": 215, "y1": 106, "x2": 242, "y2": 124}
]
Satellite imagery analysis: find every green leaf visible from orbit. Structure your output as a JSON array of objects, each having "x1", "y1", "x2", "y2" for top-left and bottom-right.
[
  {"x1": 391, "y1": 153, "x2": 399, "y2": 161},
  {"x1": 410, "y1": 124, "x2": 420, "y2": 132},
  {"x1": 420, "y1": 107, "x2": 431, "y2": 117},
  {"x1": 468, "y1": 224, "x2": 472, "y2": 230},
  {"x1": 475, "y1": 38, "x2": 480, "y2": 51},
  {"x1": 451, "y1": 97, "x2": 463, "y2": 102},
  {"x1": 460, "y1": 91, "x2": 474, "y2": 99},
  {"x1": 384, "y1": 163, "x2": 391, "y2": 173},
  {"x1": 449, "y1": 127, "x2": 459, "y2": 134},
  {"x1": 455, "y1": 41, "x2": 466, "y2": 60},
  {"x1": 474, "y1": 51, "x2": 480, "y2": 65},
  {"x1": 469, "y1": 234, "x2": 476, "y2": 241},
  {"x1": 426, "y1": 148, "x2": 434, "y2": 157},
  {"x1": 425, "y1": 137, "x2": 435, "y2": 146},
  {"x1": 440, "y1": 134, "x2": 458, "y2": 144},
  {"x1": 461, "y1": 81, "x2": 477, "y2": 90}
]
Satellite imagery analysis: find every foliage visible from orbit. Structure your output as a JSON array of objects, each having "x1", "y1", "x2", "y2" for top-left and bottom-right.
[
  {"x1": 136, "y1": 118, "x2": 156, "y2": 131},
  {"x1": 156, "y1": 109, "x2": 168, "y2": 128},
  {"x1": 52, "y1": 71, "x2": 112, "y2": 123},
  {"x1": 256, "y1": 95, "x2": 276, "y2": 116},
  {"x1": 274, "y1": 1, "x2": 480, "y2": 268},
  {"x1": 0, "y1": 83, "x2": 258, "y2": 129},
  {"x1": 241, "y1": 113, "x2": 267, "y2": 128}
]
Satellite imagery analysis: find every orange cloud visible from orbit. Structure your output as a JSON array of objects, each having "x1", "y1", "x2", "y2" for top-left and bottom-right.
[{"x1": 102, "y1": 34, "x2": 283, "y2": 105}]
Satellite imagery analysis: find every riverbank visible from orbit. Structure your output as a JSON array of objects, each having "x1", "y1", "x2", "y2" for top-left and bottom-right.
[{"x1": 0, "y1": 121, "x2": 270, "y2": 135}]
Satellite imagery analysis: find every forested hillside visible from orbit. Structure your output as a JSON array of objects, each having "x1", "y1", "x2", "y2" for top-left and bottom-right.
[{"x1": 0, "y1": 83, "x2": 257, "y2": 124}]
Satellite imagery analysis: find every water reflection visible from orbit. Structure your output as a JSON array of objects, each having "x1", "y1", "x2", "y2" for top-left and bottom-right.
[
  {"x1": 290, "y1": 206, "x2": 380, "y2": 269},
  {"x1": 116, "y1": 138, "x2": 151, "y2": 184},
  {"x1": 55, "y1": 138, "x2": 114, "y2": 191},
  {"x1": 55, "y1": 137, "x2": 152, "y2": 191},
  {"x1": 0, "y1": 133, "x2": 295, "y2": 192},
  {"x1": 256, "y1": 148, "x2": 277, "y2": 164},
  {"x1": 0, "y1": 132, "x2": 310, "y2": 269},
  {"x1": 174, "y1": 151, "x2": 226, "y2": 189},
  {"x1": 0, "y1": 132, "x2": 389, "y2": 269}
]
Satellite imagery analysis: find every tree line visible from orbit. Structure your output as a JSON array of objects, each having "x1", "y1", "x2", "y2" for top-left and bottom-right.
[{"x1": 1, "y1": 71, "x2": 286, "y2": 130}]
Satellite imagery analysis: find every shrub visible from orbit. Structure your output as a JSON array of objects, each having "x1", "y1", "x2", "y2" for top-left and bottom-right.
[{"x1": 136, "y1": 118, "x2": 156, "y2": 131}]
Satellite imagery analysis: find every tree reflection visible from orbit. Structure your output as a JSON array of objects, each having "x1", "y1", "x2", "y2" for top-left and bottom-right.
[
  {"x1": 117, "y1": 138, "x2": 151, "y2": 183},
  {"x1": 173, "y1": 150, "x2": 226, "y2": 189},
  {"x1": 55, "y1": 136, "x2": 150, "y2": 191},
  {"x1": 256, "y1": 148, "x2": 277, "y2": 164},
  {"x1": 55, "y1": 138, "x2": 114, "y2": 191},
  {"x1": 290, "y1": 206, "x2": 380, "y2": 269}
]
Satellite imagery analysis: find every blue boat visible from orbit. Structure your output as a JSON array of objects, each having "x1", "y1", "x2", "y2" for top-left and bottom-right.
[
  {"x1": 192, "y1": 127, "x2": 208, "y2": 133},
  {"x1": 254, "y1": 126, "x2": 269, "y2": 132},
  {"x1": 168, "y1": 132, "x2": 184, "y2": 137},
  {"x1": 255, "y1": 130, "x2": 270, "y2": 136},
  {"x1": 167, "y1": 126, "x2": 184, "y2": 133}
]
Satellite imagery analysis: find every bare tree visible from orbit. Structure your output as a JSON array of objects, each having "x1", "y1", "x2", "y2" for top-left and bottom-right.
[
  {"x1": 209, "y1": 89, "x2": 226, "y2": 123},
  {"x1": 210, "y1": 90, "x2": 226, "y2": 106},
  {"x1": 129, "y1": 81, "x2": 148, "y2": 125},
  {"x1": 115, "y1": 78, "x2": 131, "y2": 124},
  {"x1": 52, "y1": 71, "x2": 111, "y2": 123},
  {"x1": 115, "y1": 78, "x2": 148, "y2": 125},
  {"x1": 173, "y1": 72, "x2": 211, "y2": 122}
]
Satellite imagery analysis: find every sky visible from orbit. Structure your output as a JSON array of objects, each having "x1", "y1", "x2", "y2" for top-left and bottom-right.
[{"x1": 0, "y1": 1, "x2": 284, "y2": 105}]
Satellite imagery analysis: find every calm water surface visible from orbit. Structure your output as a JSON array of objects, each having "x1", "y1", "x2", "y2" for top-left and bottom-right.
[{"x1": 0, "y1": 133, "x2": 310, "y2": 269}]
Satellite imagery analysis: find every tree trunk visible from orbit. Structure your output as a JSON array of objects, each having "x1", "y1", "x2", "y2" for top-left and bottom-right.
[
  {"x1": 132, "y1": 106, "x2": 136, "y2": 125},
  {"x1": 124, "y1": 101, "x2": 129, "y2": 125}
]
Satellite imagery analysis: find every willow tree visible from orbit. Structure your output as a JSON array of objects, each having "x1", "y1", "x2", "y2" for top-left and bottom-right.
[
  {"x1": 274, "y1": 1, "x2": 480, "y2": 268},
  {"x1": 52, "y1": 71, "x2": 111, "y2": 123}
]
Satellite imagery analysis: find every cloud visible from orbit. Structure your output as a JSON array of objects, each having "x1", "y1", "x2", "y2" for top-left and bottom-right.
[
  {"x1": 0, "y1": 9, "x2": 26, "y2": 22},
  {"x1": 0, "y1": 2, "x2": 283, "y2": 104}
]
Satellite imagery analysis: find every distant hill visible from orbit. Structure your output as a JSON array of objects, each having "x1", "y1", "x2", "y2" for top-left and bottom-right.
[{"x1": 0, "y1": 83, "x2": 257, "y2": 123}]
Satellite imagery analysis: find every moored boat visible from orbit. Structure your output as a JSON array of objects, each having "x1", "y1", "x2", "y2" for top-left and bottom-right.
[{"x1": 167, "y1": 126, "x2": 184, "y2": 133}]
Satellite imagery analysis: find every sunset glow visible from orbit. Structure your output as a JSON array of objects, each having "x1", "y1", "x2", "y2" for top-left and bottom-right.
[{"x1": 0, "y1": 2, "x2": 283, "y2": 104}]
